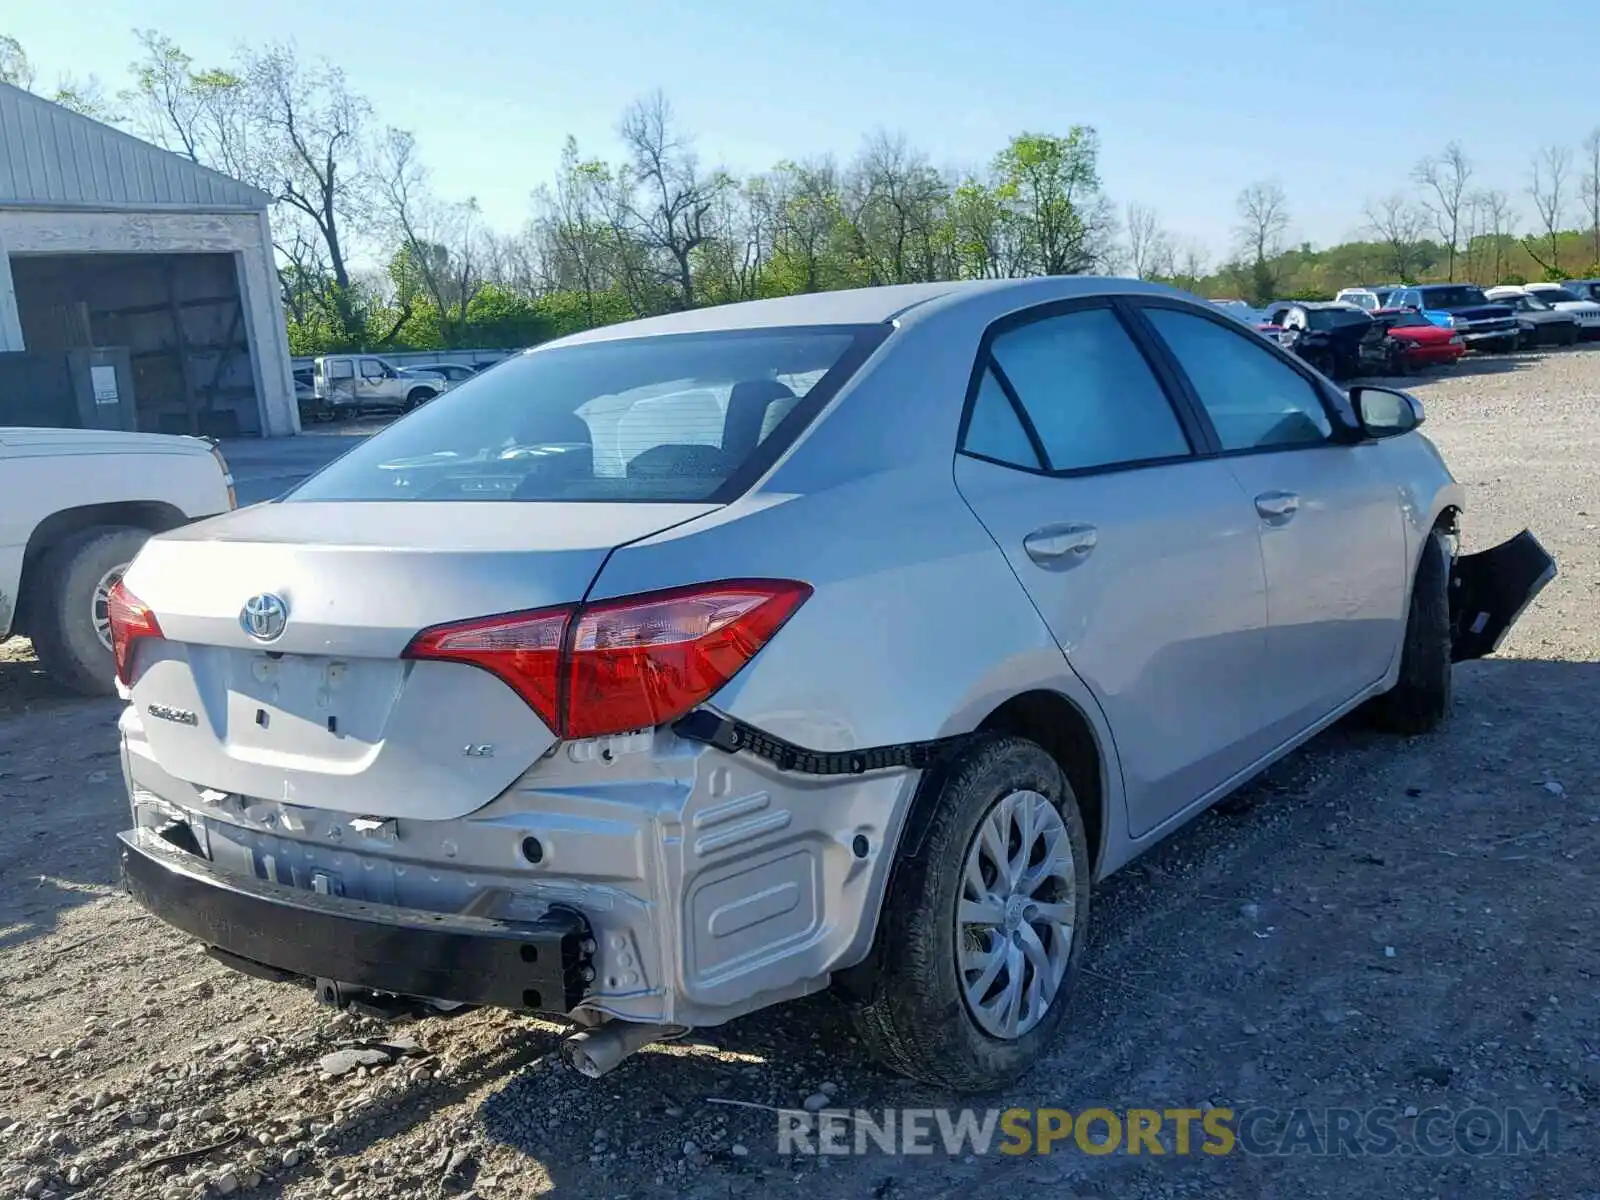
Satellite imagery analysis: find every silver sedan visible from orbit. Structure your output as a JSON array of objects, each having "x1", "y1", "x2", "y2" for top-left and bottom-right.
[{"x1": 111, "y1": 277, "x2": 1553, "y2": 1090}]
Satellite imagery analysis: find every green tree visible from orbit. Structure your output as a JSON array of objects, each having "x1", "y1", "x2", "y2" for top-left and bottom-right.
[{"x1": 993, "y1": 129, "x2": 1111, "y2": 276}]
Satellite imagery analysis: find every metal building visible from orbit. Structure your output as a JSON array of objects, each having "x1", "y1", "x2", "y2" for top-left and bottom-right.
[{"x1": 0, "y1": 83, "x2": 297, "y2": 436}]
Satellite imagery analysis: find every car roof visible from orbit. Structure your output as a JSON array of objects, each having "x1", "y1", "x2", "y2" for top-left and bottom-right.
[{"x1": 541, "y1": 276, "x2": 1194, "y2": 348}]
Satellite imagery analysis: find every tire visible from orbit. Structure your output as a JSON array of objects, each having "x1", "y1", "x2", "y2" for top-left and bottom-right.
[
  {"x1": 405, "y1": 388, "x2": 436, "y2": 410},
  {"x1": 28, "y1": 525, "x2": 151, "y2": 697},
  {"x1": 847, "y1": 735, "x2": 1092, "y2": 1091},
  {"x1": 1367, "y1": 527, "x2": 1453, "y2": 735}
]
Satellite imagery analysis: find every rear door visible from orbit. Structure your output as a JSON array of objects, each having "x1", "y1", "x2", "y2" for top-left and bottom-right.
[
  {"x1": 356, "y1": 357, "x2": 391, "y2": 408},
  {"x1": 952, "y1": 300, "x2": 1270, "y2": 837},
  {"x1": 1135, "y1": 301, "x2": 1407, "y2": 743}
]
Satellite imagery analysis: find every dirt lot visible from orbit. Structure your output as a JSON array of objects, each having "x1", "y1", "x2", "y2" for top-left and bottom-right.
[{"x1": 3, "y1": 347, "x2": 1597, "y2": 1199}]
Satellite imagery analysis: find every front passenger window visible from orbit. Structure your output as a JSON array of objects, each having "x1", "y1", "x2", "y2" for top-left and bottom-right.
[{"x1": 1144, "y1": 307, "x2": 1333, "y2": 452}]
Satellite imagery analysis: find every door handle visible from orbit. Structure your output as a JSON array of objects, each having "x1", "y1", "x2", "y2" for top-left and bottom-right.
[
  {"x1": 1254, "y1": 490, "x2": 1300, "y2": 524},
  {"x1": 1024, "y1": 523, "x2": 1098, "y2": 569}
]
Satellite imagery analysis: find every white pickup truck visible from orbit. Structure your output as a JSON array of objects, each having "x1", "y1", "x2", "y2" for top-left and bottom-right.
[
  {"x1": 1, "y1": 428, "x2": 235, "y2": 695},
  {"x1": 313, "y1": 355, "x2": 453, "y2": 417}
]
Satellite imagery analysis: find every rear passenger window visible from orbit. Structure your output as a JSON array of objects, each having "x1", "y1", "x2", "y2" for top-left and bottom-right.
[
  {"x1": 982, "y1": 307, "x2": 1191, "y2": 472},
  {"x1": 1144, "y1": 307, "x2": 1333, "y2": 451},
  {"x1": 963, "y1": 367, "x2": 1042, "y2": 468}
]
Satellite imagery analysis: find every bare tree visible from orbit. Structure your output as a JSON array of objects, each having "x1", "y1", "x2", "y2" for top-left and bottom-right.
[
  {"x1": 1125, "y1": 202, "x2": 1173, "y2": 279},
  {"x1": 374, "y1": 128, "x2": 487, "y2": 347},
  {"x1": 1234, "y1": 181, "x2": 1290, "y2": 302},
  {"x1": 1527, "y1": 144, "x2": 1572, "y2": 274},
  {"x1": 617, "y1": 91, "x2": 726, "y2": 309},
  {"x1": 246, "y1": 45, "x2": 371, "y2": 340},
  {"x1": 1172, "y1": 239, "x2": 1210, "y2": 292},
  {"x1": 124, "y1": 31, "x2": 254, "y2": 178},
  {"x1": 0, "y1": 35, "x2": 35, "y2": 90},
  {"x1": 1459, "y1": 191, "x2": 1484, "y2": 282},
  {"x1": 533, "y1": 137, "x2": 624, "y2": 323},
  {"x1": 1472, "y1": 189, "x2": 1516, "y2": 283},
  {"x1": 1365, "y1": 194, "x2": 1431, "y2": 282},
  {"x1": 1414, "y1": 142, "x2": 1473, "y2": 281},
  {"x1": 1581, "y1": 127, "x2": 1600, "y2": 270},
  {"x1": 845, "y1": 132, "x2": 950, "y2": 285},
  {"x1": 2, "y1": 33, "x2": 118, "y2": 121}
]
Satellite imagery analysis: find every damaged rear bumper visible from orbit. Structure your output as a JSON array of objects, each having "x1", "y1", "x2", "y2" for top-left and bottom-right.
[
  {"x1": 120, "y1": 828, "x2": 592, "y2": 1014},
  {"x1": 1450, "y1": 529, "x2": 1557, "y2": 662}
]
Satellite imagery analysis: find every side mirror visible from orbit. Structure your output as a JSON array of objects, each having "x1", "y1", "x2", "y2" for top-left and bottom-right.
[{"x1": 1351, "y1": 385, "x2": 1423, "y2": 439}]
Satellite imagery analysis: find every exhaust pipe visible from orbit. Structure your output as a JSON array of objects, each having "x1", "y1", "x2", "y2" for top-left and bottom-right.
[{"x1": 560, "y1": 1021, "x2": 681, "y2": 1078}]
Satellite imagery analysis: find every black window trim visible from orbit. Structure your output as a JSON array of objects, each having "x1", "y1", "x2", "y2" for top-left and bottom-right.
[
  {"x1": 954, "y1": 295, "x2": 1209, "y2": 480},
  {"x1": 1123, "y1": 295, "x2": 1366, "y2": 460}
]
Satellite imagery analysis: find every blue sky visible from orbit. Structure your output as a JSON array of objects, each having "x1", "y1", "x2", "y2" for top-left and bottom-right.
[{"x1": 9, "y1": 0, "x2": 1595, "y2": 260}]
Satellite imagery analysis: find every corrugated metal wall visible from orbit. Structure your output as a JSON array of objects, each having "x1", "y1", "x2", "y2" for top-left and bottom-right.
[{"x1": 0, "y1": 83, "x2": 267, "y2": 211}]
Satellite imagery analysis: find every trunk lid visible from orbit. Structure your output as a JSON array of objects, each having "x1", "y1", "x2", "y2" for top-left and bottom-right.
[{"x1": 122, "y1": 501, "x2": 714, "y2": 820}]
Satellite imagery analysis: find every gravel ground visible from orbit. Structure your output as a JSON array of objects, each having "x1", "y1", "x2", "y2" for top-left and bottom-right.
[{"x1": 2, "y1": 346, "x2": 1597, "y2": 1199}]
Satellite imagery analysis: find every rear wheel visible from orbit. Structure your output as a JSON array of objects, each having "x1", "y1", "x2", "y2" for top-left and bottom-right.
[
  {"x1": 848, "y1": 735, "x2": 1091, "y2": 1091},
  {"x1": 1367, "y1": 527, "x2": 1453, "y2": 735},
  {"x1": 28, "y1": 525, "x2": 150, "y2": 697}
]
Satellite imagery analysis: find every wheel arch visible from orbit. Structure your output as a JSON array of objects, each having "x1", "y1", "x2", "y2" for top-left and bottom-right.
[
  {"x1": 13, "y1": 502, "x2": 181, "y2": 635},
  {"x1": 835, "y1": 682, "x2": 1117, "y2": 1001}
]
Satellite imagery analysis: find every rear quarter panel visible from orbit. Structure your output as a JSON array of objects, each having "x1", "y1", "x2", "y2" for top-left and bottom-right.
[{"x1": 588, "y1": 304, "x2": 1128, "y2": 854}]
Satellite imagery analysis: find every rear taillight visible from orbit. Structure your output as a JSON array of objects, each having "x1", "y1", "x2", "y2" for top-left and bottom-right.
[
  {"x1": 403, "y1": 580, "x2": 811, "y2": 739},
  {"x1": 107, "y1": 580, "x2": 162, "y2": 685},
  {"x1": 401, "y1": 606, "x2": 568, "y2": 732}
]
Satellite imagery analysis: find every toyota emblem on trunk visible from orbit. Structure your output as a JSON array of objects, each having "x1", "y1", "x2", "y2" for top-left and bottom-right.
[{"x1": 240, "y1": 593, "x2": 289, "y2": 641}]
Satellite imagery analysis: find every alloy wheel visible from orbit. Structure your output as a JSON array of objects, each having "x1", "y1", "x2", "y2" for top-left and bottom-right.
[{"x1": 955, "y1": 789, "x2": 1077, "y2": 1039}]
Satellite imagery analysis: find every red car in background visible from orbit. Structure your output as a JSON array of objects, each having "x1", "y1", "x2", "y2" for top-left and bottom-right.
[{"x1": 1372, "y1": 307, "x2": 1466, "y2": 370}]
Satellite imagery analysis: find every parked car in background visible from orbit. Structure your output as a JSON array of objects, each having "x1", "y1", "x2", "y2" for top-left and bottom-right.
[
  {"x1": 1559, "y1": 279, "x2": 1600, "y2": 304},
  {"x1": 1273, "y1": 302, "x2": 1402, "y2": 379},
  {"x1": 1, "y1": 428, "x2": 234, "y2": 694},
  {"x1": 405, "y1": 362, "x2": 478, "y2": 385},
  {"x1": 1511, "y1": 284, "x2": 1600, "y2": 339},
  {"x1": 1333, "y1": 285, "x2": 1404, "y2": 312},
  {"x1": 1369, "y1": 308, "x2": 1468, "y2": 369},
  {"x1": 1480, "y1": 290, "x2": 1583, "y2": 348},
  {"x1": 293, "y1": 367, "x2": 336, "y2": 425},
  {"x1": 313, "y1": 355, "x2": 453, "y2": 417},
  {"x1": 109, "y1": 277, "x2": 1556, "y2": 1089},
  {"x1": 1388, "y1": 285, "x2": 1518, "y2": 353},
  {"x1": 1209, "y1": 299, "x2": 1264, "y2": 326}
]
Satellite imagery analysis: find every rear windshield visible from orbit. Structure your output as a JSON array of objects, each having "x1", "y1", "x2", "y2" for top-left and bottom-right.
[
  {"x1": 1419, "y1": 286, "x2": 1488, "y2": 307},
  {"x1": 288, "y1": 326, "x2": 878, "y2": 503},
  {"x1": 1382, "y1": 312, "x2": 1432, "y2": 328},
  {"x1": 1305, "y1": 308, "x2": 1371, "y2": 330}
]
